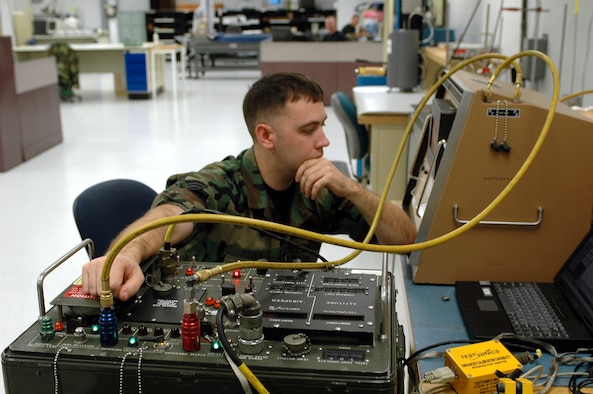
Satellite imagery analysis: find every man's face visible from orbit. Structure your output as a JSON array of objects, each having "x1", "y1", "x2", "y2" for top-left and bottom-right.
[
  {"x1": 326, "y1": 18, "x2": 337, "y2": 33},
  {"x1": 269, "y1": 99, "x2": 329, "y2": 175}
]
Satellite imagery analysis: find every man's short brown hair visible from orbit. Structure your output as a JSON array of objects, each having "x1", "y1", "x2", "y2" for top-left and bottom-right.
[{"x1": 243, "y1": 72, "x2": 324, "y2": 137}]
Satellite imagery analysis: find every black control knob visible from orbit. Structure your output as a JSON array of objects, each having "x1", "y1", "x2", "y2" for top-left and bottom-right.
[
  {"x1": 169, "y1": 327, "x2": 180, "y2": 338},
  {"x1": 137, "y1": 325, "x2": 149, "y2": 336},
  {"x1": 122, "y1": 323, "x2": 133, "y2": 335}
]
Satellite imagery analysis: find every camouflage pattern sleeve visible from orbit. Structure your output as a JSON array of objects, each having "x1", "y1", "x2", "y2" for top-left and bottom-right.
[{"x1": 149, "y1": 148, "x2": 374, "y2": 262}]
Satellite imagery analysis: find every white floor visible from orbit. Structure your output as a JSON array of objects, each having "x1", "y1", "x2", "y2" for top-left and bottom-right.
[{"x1": 0, "y1": 65, "x2": 391, "y2": 391}]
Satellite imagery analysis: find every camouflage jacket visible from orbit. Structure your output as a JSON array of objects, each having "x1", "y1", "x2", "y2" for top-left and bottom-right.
[{"x1": 152, "y1": 147, "x2": 371, "y2": 262}]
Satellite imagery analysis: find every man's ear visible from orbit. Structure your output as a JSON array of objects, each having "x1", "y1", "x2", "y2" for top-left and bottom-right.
[{"x1": 255, "y1": 123, "x2": 274, "y2": 149}]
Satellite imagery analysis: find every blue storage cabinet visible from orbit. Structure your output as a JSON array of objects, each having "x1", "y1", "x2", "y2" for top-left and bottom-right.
[{"x1": 125, "y1": 52, "x2": 150, "y2": 99}]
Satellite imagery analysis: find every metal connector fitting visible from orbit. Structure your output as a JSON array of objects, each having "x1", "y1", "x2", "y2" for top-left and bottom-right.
[{"x1": 220, "y1": 293, "x2": 259, "y2": 320}]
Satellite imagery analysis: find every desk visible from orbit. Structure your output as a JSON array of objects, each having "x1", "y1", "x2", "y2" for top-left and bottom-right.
[
  {"x1": 396, "y1": 255, "x2": 588, "y2": 393},
  {"x1": 13, "y1": 43, "x2": 159, "y2": 97},
  {"x1": 191, "y1": 34, "x2": 270, "y2": 76},
  {"x1": 353, "y1": 86, "x2": 427, "y2": 201},
  {"x1": 150, "y1": 44, "x2": 185, "y2": 97},
  {"x1": 32, "y1": 33, "x2": 101, "y2": 44}
]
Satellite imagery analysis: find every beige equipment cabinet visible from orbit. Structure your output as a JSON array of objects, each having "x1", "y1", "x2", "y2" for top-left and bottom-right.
[{"x1": 407, "y1": 70, "x2": 593, "y2": 285}]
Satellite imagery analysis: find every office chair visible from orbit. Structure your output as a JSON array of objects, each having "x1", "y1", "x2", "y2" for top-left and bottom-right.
[
  {"x1": 331, "y1": 91, "x2": 370, "y2": 184},
  {"x1": 72, "y1": 179, "x2": 158, "y2": 258}
]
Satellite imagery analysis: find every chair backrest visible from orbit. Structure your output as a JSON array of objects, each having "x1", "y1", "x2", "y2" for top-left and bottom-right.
[
  {"x1": 331, "y1": 91, "x2": 368, "y2": 160},
  {"x1": 72, "y1": 179, "x2": 158, "y2": 258}
]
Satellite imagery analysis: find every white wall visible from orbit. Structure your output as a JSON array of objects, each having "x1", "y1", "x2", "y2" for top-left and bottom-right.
[
  {"x1": 405, "y1": 0, "x2": 593, "y2": 105},
  {"x1": 447, "y1": 0, "x2": 593, "y2": 105}
]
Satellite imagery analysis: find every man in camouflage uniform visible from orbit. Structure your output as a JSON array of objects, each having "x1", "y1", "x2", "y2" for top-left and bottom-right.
[
  {"x1": 82, "y1": 72, "x2": 416, "y2": 301},
  {"x1": 47, "y1": 42, "x2": 80, "y2": 101}
]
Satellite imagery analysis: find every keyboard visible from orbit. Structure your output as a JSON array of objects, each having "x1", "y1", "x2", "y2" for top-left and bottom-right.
[{"x1": 493, "y1": 282, "x2": 569, "y2": 339}]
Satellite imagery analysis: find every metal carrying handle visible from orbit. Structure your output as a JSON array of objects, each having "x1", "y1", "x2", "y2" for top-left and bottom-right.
[
  {"x1": 37, "y1": 239, "x2": 94, "y2": 320},
  {"x1": 415, "y1": 139, "x2": 447, "y2": 218},
  {"x1": 408, "y1": 113, "x2": 433, "y2": 181},
  {"x1": 453, "y1": 205, "x2": 543, "y2": 226}
]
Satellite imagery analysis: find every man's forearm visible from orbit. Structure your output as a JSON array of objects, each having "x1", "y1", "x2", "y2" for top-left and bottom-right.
[
  {"x1": 108, "y1": 204, "x2": 191, "y2": 262},
  {"x1": 350, "y1": 186, "x2": 417, "y2": 245}
]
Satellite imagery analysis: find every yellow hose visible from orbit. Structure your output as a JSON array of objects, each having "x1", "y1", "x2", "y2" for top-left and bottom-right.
[
  {"x1": 101, "y1": 50, "x2": 558, "y2": 311},
  {"x1": 98, "y1": 50, "x2": 560, "y2": 394},
  {"x1": 238, "y1": 363, "x2": 270, "y2": 394},
  {"x1": 559, "y1": 89, "x2": 593, "y2": 103}
]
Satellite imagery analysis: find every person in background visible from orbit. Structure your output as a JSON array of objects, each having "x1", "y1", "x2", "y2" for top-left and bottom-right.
[
  {"x1": 342, "y1": 14, "x2": 372, "y2": 41},
  {"x1": 82, "y1": 72, "x2": 416, "y2": 301},
  {"x1": 341, "y1": 14, "x2": 360, "y2": 40},
  {"x1": 322, "y1": 15, "x2": 347, "y2": 41},
  {"x1": 192, "y1": 0, "x2": 216, "y2": 36}
]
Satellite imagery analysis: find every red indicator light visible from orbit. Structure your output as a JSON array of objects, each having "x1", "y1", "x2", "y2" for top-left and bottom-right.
[
  {"x1": 54, "y1": 321, "x2": 65, "y2": 332},
  {"x1": 232, "y1": 270, "x2": 241, "y2": 278}
]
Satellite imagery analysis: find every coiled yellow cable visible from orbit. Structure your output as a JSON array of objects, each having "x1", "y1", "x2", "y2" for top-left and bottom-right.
[
  {"x1": 160, "y1": 54, "x2": 524, "y2": 270},
  {"x1": 98, "y1": 50, "x2": 559, "y2": 394},
  {"x1": 559, "y1": 89, "x2": 593, "y2": 103},
  {"x1": 102, "y1": 50, "x2": 558, "y2": 307},
  {"x1": 238, "y1": 364, "x2": 269, "y2": 394}
]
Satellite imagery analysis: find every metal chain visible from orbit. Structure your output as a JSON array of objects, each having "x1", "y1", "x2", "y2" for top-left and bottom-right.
[
  {"x1": 119, "y1": 349, "x2": 143, "y2": 394},
  {"x1": 492, "y1": 100, "x2": 501, "y2": 150},
  {"x1": 53, "y1": 346, "x2": 71, "y2": 394},
  {"x1": 502, "y1": 100, "x2": 509, "y2": 145}
]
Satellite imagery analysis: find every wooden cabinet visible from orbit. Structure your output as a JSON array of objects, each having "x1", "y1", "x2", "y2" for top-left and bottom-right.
[
  {"x1": 0, "y1": 38, "x2": 21, "y2": 171},
  {"x1": 0, "y1": 37, "x2": 62, "y2": 171},
  {"x1": 260, "y1": 41, "x2": 383, "y2": 105}
]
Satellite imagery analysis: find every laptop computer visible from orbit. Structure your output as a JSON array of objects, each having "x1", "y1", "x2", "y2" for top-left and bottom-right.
[{"x1": 455, "y1": 226, "x2": 593, "y2": 352}]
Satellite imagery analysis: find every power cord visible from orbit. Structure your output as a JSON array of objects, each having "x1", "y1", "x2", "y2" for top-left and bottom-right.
[
  {"x1": 423, "y1": 366, "x2": 456, "y2": 384},
  {"x1": 405, "y1": 339, "x2": 476, "y2": 392},
  {"x1": 568, "y1": 361, "x2": 593, "y2": 394}
]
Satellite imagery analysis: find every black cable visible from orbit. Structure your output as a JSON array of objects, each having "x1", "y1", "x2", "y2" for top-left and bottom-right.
[
  {"x1": 181, "y1": 207, "x2": 329, "y2": 262},
  {"x1": 569, "y1": 361, "x2": 593, "y2": 394},
  {"x1": 216, "y1": 304, "x2": 242, "y2": 366}
]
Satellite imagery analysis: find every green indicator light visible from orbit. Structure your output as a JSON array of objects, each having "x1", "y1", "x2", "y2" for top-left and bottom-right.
[
  {"x1": 211, "y1": 339, "x2": 223, "y2": 353},
  {"x1": 128, "y1": 337, "x2": 139, "y2": 347},
  {"x1": 90, "y1": 324, "x2": 100, "y2": 334}
]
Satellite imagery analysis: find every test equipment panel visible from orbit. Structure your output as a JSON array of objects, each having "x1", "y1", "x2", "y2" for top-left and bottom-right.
[{"x1": 2, "y1": 242, "x2": 404, "y2": 394}]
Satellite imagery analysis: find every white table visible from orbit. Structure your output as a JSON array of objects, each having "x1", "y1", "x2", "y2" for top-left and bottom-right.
[
  {"x1": 14, "y1": 43, "x2": 153, "y2": 96},
  {"x1": 150, "y1": 44, "x2": 185, "y2": 97},
  {"x1": 13, "y1": 43, "x2": 174, "y2": 98},
  {"x1": 353, "y1": 86, "x2": 428, "y2": 201}
]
